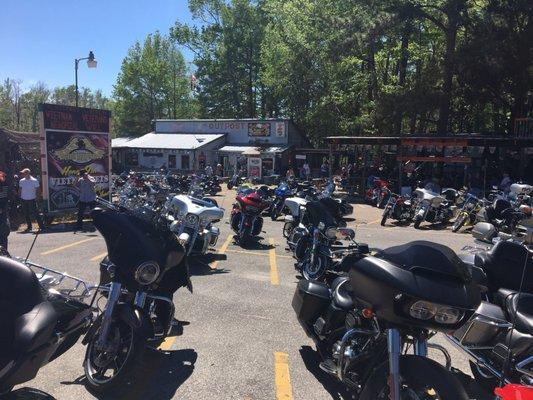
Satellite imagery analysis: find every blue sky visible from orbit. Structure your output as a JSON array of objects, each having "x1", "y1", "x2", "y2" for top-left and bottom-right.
[{"x1": 0, "y1": 0, "x2": 195, "y2": 96}]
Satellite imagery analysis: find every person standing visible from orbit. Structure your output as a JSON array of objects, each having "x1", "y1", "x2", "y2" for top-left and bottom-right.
[
  {"x1": 303, "y1": 161, "x2": 311, "y2": 180},
  {"x1": 18, "y1": 168, "x2": 44, "y2": 232},
  {"x1": 0, "y1": 170, "x2": 11, "y2": 250},
  {"x1": 320, "y1": 161, "x2": 329, "y2": 178},
  {"x1": 76, "y1": 170, "x2": 96, "y2": 231},
  {"x1": 205, "y1": 164, "x2": 213, "y2": 177}
]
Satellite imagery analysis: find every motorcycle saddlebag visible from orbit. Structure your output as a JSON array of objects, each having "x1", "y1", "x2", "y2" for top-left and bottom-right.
[
  {"x1": 452, "y1": 301, "x2": 508, "y2": 346},
  {"x1": 472, "y1": 222, "x2": 497, "y2": 243},
  {"x1": 292, "y1": 279, "x2": 330, "y2": 324}
]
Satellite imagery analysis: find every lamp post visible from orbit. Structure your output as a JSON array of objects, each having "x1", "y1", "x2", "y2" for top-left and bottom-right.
[{"x1": 74, "y1": 51, "x2": 97, "y2": 107}]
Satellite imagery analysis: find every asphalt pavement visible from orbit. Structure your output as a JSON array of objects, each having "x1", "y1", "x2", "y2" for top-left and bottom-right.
[{"x1": 4, "y1": 192, "x2": 494, "y2": 400}]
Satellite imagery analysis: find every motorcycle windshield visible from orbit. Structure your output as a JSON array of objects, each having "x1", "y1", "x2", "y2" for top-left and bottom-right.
[
  {"x1": 305, "y1": 201, "x2": 338, "y2": 228},
  {"x1": 92, "y1": 208, "x2": 188, "y2": 289}
]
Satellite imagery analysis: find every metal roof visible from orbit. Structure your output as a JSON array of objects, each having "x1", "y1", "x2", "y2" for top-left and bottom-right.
[
  {"x1": 217, "y1": 145, "x2": 290, "y2": 154},
  {"x1": 112, "y1": 132, "x2": 225, "y2": 150}
]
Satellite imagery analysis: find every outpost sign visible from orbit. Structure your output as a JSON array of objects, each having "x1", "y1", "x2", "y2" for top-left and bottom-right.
[{"x1": 39, "y1": 104, "x2": 111, "y2": 213}]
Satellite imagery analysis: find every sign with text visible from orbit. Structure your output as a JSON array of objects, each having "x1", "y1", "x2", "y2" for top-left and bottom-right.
[
  {"x1": 248, "y1": 122, "x2": 271, "y2": 137},
  {"x1": 39, "y1": 104, "x2": 111, "y2": 213}
]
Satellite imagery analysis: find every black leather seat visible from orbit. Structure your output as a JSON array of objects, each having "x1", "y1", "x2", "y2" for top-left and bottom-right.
[
  {"x1": 0, "y1": 256, "x2": 57, "y2": 375},
  {"x1": 331, "y1": 277, "x2": 353, "y2": 310},
  {"x1": 474, "y1": 241, "x2": 533, "y2": 293},
  {"x1": 504, "y1": 292, "x2": 533, "y2": 334}
]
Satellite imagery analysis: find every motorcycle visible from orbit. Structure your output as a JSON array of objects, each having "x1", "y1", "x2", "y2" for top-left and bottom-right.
[
  {"x1": 412, "y1": 188, "x2": 454, "y2": 229},
  {"x1": 380, "y1": 193, "x2": 413, "y2": 226},
  {"x1": 227, "y1": 173, "x2": 245, "y2": 190},
  {"x1": 452, "y1": 193, "x2": 486, "y2": 233},
  {"x1": 82, "y1": 198, "x2": 192, "y2": 394},
  {"x1": 230, "y1": 190, "x2": 270, "y2": 246},
  {"x1": 293, "y1": 201, "x2": 360, "y2": 281},
  {"x1": 472, "y1": 205, "x2": 532, "y2": 243},
  {"x1": 365, "y1": 177, "x2": 390, "y2": 207},
  {"x1": 292, "y1": 240, "x2": 480, "y2": 399},
  {"x1": 167, "y1": 194, "x2": 223, "y2": 255},
  {"x1": 448, "y1": 240, "x2": 533, "y2": 391},
  {"x1": 0, "y1": 249, "x2": 93, "y2": 394},
  {"x1": 270, "y1": 182, "x2": 293, "y2": 221}
]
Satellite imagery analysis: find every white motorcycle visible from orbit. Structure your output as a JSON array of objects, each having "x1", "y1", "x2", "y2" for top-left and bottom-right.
[
  {"x1": 412, "y1": 188, "x2": 454, "y2": 229},
  {"x1": 167, "y1": 194, "x2": 224, "y2": 255}
]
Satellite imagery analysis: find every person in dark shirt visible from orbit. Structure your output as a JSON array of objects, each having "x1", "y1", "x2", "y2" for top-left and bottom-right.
[{"x1": 0, "y1": 170, "x2": 11, "y2": 250}]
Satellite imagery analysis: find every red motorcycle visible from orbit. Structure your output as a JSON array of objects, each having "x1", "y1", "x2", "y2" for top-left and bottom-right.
[
  {"x1": 365, "y1": 177, "x2": 391, "y2": 208},
  {"x1": 230, "y1": 189, "x2": 270, "y2": 245}
]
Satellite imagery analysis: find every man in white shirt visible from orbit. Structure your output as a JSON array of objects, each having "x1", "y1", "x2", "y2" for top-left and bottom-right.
[{"x1": 18, "y1": 168, "x2": 44, "y2": 232}]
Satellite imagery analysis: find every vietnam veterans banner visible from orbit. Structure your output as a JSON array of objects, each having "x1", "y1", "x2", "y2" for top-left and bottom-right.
[{"x1": 38, "y1": 104, "x2": 111, "y2": 213}]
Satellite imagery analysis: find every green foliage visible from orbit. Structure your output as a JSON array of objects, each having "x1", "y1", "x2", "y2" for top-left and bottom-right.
[
  {"x1": 172, "y1": 0, "x2": 532, "y2": 144},
  {"x1": 0, "y1": 78, "x2": 110, "y2": 133},
  {"x1": 112, "y1": 32, "x2": 198, "y2": 136}
]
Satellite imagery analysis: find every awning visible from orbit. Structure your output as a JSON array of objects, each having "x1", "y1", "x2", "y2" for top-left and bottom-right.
[
  {"x1": 218, "y1": 145, "x2": 255, "y2": 154},
  {"x1": 242, "y1": 148, "x2": 261, "y2": 156}
]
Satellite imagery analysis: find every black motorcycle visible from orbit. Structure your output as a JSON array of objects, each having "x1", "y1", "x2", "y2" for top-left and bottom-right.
[
  {"x1": 0, "y1": 250, "x2": 93, "y2": 394},
  {"x1": 82, "y1": 199, "x2": 192, "y2": 394},
  {"x1": 293, "y1": 240, "x2": 480, "y2": 399},
  {"x1": 448, "y1": 240, "x2": 533, "y2": 390}
]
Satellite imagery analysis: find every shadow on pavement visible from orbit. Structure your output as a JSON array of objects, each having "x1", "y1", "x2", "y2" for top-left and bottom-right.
[
  {"x1": 299, "y1": 346, "x2": 354, "y2": 400},
  {"x1": 189, "y1": 255, "x2": 229, "y2": 275},
  {"x1": 1, "y1": 387, "x2": 57, "y2": 400}
]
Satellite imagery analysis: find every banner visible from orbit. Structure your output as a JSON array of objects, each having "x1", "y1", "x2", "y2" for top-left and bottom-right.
[
  {"x1": 39, "y1": 104, "x2": 111, "y2": 213},
  {"x1": 248, "y1": 122, "x2": 271, "y2": 137}
]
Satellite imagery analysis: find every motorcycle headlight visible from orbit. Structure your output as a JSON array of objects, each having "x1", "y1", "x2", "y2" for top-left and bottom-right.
[
  {"x1": 409, "y1": 301, "x2": 437, "y2": 320},
  {"x1": 409, "y1": 300, "x2": 464, "y2": 325},
  {"x1": 134, "y1": 261, "x2": 160, "y2": 285},
  {"x1": 434, "y1": 306, "x2": 464, "y2": 325},
  {"x1": 185, "y1": 213, "x2": 199, "y2": 226}
]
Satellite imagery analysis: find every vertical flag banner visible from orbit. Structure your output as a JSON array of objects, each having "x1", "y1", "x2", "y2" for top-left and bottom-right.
[{"x1": 39, "y1": 104, "x2": 111, "y2": 213}]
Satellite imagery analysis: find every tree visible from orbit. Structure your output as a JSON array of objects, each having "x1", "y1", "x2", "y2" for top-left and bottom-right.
[{"x1": 112, "y1": 32, "x2": 196, "y2": 136}]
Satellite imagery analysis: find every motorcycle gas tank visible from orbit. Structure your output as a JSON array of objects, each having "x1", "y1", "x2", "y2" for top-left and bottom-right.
[
  {"x1": 275, "y1": 183, "x2": 291, "y2": 196},
  {"x1": 285, "y1": 197, "x2": 308, "y2": 216},
  {"x1": 169, "y1": 194, "x2": 223, "y2": 222}
]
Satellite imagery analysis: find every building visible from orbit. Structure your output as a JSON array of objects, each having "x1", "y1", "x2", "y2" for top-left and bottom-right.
[{"x1": 112, "y1": 119, "x2": 310, "y2": 176}]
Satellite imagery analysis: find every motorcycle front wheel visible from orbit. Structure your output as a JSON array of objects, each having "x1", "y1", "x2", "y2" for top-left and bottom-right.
[
  {"x1": 452, "y1": 213, "x2": 468, "y2": 233},
  {"x1": 380, "y1": 210, "x2": 389, "y2": 226},
  {"x1": 84, "y1": 318, "x2": 146, "y2": 394},
  {"x1": 360, "y1": 355, "x2": 469, "y2": 400},
  {"x1": 301, "y1": 252, "x2": 327, "y2": 281}
]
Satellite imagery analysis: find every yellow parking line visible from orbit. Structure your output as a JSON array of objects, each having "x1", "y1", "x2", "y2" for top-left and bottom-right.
[
  {"x1": 274, "y1": 352, "x2": 293, "y2": 400},
  {"x1": 269, "y1": 238, "x2": 280, "y2": 285},
  {"x1": 210, "y1": 234, "x2": 233, "y2": 269},
  {"x1": 366, "y1": 218, "x2": 382, "y2": 225},
  {"x1": 90, "y1": 251, "x2": 108, "y2": 262},
  {"x1": 226, "y1": 248, "x2": 293, "y2": 259},
  {"x1": 158, "y1": 335, "x2": 177, "y2": 351},
  {"x1": 41, "y1": 237, "x2": 96, "y2": 255}
]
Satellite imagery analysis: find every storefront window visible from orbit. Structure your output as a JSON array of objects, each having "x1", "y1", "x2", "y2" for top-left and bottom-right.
[
  {"x1": 262, "y1": 158, "x2": 273, "y2": 176},
  {"x1": 181, "y1": 154, "x2": 190, "y2": 170}
]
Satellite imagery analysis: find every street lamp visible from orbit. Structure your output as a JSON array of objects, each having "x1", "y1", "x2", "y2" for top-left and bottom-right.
[{"x1": 74, "y1": 51, "x2": 97, "y2": 107}]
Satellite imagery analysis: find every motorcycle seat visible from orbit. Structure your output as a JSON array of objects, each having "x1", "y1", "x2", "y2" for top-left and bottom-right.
[
  {"x1": 331, "y1": 277, "x2": 353, "y2": 310},
  {"x1": 474, "y1": 241, "x2": 533, "y2": 293},
  {"x1": 504, "y1": 292, "x2": 533, "y2": 334}
]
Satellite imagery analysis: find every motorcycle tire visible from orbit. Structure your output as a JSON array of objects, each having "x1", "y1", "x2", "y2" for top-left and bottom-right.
[
  {"x1": 452, "y1": 213, "x2": 468, "y2": 233},
  {"x1": 413, "y1": 216, "x2": 422, "y2": 229},
  {"x1": 84, "y1": 317, "x2": 146, "y2": 395},
  {"x1": 270, "y1": 207, "x2": 279, "y2": 221},
  {"x1": 360, "y1": 355, "x2": 469, "y2": 400},
  {"x1": 283, "y1": 221, "x2": 294, "y2": 239},
  {"x1": 227, "y1": 182, "x2": 234, "y2": 190},
  {"x1": 380, "y1": 210, "x2": 389, "y2": 226},
  {"x1": 302, "y1": 254, "x2": 327, "y2": 281}
]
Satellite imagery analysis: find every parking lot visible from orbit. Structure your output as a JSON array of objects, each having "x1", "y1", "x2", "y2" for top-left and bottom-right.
[{"x1": 6, "y1": 192, "x2": 493, "y2": 400}]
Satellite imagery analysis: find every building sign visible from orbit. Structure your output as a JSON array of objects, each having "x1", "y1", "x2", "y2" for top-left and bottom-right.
[
  {"x1": 275, "y1": 122, "x2": 286, "y2": 138},
  {"x1": 39, "y1": 104, "x2": 111, "y2": 213},
  {"x1": 295, "y1": 154, "x2": 307, "y2": 160},
  {"x1": 248, "y1": 123, "x2": 271, "y2": 137},
  {"x1": 248, "y1": 157, "x2": 262, "y2": 178}
]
